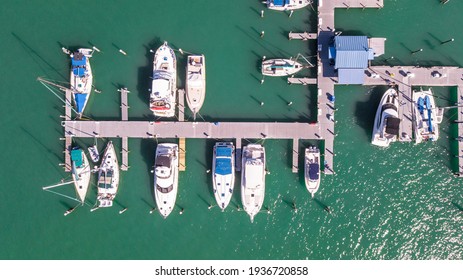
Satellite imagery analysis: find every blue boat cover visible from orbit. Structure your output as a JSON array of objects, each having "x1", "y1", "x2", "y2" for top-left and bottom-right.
[
  {"x1": 74, "y1": 93, "x2": 88, "y2": 113},
  {"x1": 309, "y1": 163, "x2": 320, "y2": 180},
  {"x1": 425, "y1": 95, "x2": 434, "y2": 132},
  {"x1": 72, "y1": 56, "x2": 86, "y2": 66},
  {"x1": 417, "y1": 97, "x2": 424, "y2": 114},
  {"x1": 73, "y1": 67, "x2": 86, "y2": 77},
  {"x1": 215, "y1": 158, "x2": 232, "y2": 175},
  {"x1": 216, "y1": 146, "x2": 232, "y2": 157},
  {"x1": 273, "y1": 0, "x2": 289, "y2": 6},
  {"x1": 71, "y1": 149, "x2": 83, "y2": 167}
]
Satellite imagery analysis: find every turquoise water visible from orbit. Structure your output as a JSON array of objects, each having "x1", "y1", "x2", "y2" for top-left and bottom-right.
[{"x1": 0, "y1": 0, "x2": 462, "y2": 260}]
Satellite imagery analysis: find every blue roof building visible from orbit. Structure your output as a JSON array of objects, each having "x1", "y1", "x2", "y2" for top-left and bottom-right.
[{"x1": 329, "y1": 36, "x2": 375, "y2": 84}]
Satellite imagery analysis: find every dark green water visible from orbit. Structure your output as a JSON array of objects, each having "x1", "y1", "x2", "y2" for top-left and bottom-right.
[{"x1": 1, "y1": 0, "x2": 462, "y2": 260}]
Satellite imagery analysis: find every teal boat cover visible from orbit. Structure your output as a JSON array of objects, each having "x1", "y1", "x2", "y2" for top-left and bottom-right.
[{"x1": 71, "y1": 149, "x2": 83, "y2": 167}]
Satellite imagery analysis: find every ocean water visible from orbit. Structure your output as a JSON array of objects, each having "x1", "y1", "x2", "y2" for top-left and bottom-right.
[{"x1": 0, "y1": 0, "x2": 462, "y2": 260}]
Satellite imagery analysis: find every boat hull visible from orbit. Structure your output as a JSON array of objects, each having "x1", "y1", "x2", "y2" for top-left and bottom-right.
[
  {"x1": 71, "y1": 149, "x2": 91, "y2": 204},
  {"x1": 371, "y1": 88, "x2": 400, "y2": 147},
  {"x1": 412, "y1": 89, "x2": 439, "y2": 143},
  {"x1": 261, "y1": 59, "x2": 303, "y2": 77},
  {"x1": 150, "y1": 42, "x2": 177, "y2": 118},
  {"x1": 70, "y1": 48, "x2": 93, "y2": 115},
  {"x1": 154, "y1": 143, "x2": 179, "y2": 218},
  {"x1": 304, "y1": 147, "x2": 320, "y2": 198},
  {"x1": 267, "y1": 0, "x2": 312, "y2": 11},
  {"x1": 241, "y1": 144, "x2": 266, "y2": 222},
  {"x1": 97, "y1": 141, "x2": 120, "y2": 208},
  {"x1": 212, "y1": 142, "x2": 235, "y2": 211},
  {"x1": 186, "y1": 55, "x2": 206, "y2": 119}
]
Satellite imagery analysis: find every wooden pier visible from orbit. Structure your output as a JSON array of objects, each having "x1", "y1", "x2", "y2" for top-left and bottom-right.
[
  {"x1": 179, "y1": 137, "x2": 186, "y2": 171},
  {"x1": 287, "y1": 77, "x2": 317, "y2": 85},
  {"x1": 64, "y1": 89, "x2": 73, "y2": 172},
  {"x1": 119, "y1": 88, "x2": 130, "y2": 171},
  {"x1": 56, "y1": 0, "x2": 463, "y2": 179},
  {"x1": 288, "y1": 32, "x2": 317, "y2": 41}
]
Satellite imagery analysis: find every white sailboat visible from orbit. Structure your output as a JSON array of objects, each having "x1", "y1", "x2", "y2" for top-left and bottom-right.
[
  {"x1": 371, "y1": 88, "x2": 401, "y2": 147},
  {"x1": 241, "y1": 144, "x2": 266, "y2": 223},
  {"x1": 412, "y1": 88, "x2": 441, "y2": 143},
  {"x1": 266, "y1": 0, "x2": 312, "y2": 11},
  {"x1": 212, "y1": 142, "x2": 235, "y2": 211},
  {"x1": 70, "y1": 147, "x2": 91, "y2": 204},
  {"x1": 96, "y1": 141, "x2": 120, "y2": 208},
  {"x1": 185, "y1": 54, "x2": 206, "y2": 120},
  {"x1": 70, "y1": 48, "x2": 94, "y2": 117},
  {"x1": 154, "y1": 143, "x2": 179, "y2": 218},
  {"x1": 262, "y1": 58, "x2": 304, "y2": 77},
  {"x1": 304, "y1": 146, "x2": 320, "y2": 198},
  {"x1": 150, "y1": 42, "x2": 177, "y2": 117}
]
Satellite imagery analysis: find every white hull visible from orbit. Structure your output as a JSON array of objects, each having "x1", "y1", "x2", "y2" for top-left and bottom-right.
[
  {"x1": 154, "y1": 143, "x2": 179, "y2": 218},
  {"x1": 70, "y1": 48, "x2": 93, "y2": 115},
  {"x1": 262, "y1": 58, "x2": 304, "y2": 77},
  {"x1": 71, "y1": 149, "x2": 91, "y2": 204},
  {"x1": 267, "y1": 0, "x2": 312, "y2": 11},
  {"x1": 97, "y1": 141, "x2": 119, "y2": 208},
  {"x1": 412, "y1": 89, "x2": 439, "y2": 143},
  {"x1": 304, "y1": 147, "x2": 320, "y2": 198},
  {"x1": 88, "y1": 145, "x2": 99, "y2": 163},
  {"x1": 371, "y1": 88, "x2": 400, "y2": 147},
  {"x1": 241, "y1": 144, "x2": 266, "y2": 223},
  {"x1": 186, "y1": 55, "x2": 206, "y2": 119},
  {"x1": 150, "y1": 42, "x2": 177, "y2": 118},
  {"x1": 212, "y1": 142, "x2": 235, "y2": 211}
]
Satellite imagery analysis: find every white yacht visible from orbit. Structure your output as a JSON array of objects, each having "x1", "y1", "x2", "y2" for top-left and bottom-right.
[
  {"x1": 304, "y1": 146, "x2": 320, "y2": 198},
  {"x1": 212, "y1": 142, "x2": 235, "y2": 211},
  {"x1": 266, "y1": 0, "x2": 312, "y2": 11},
  {"x1": 96, "y1": 141, "x2": 119, "y2": 208},
  {"x1": 413, "y1": 88, "x2": 441, "y2": 143},
  {"x1": 150, "y1": 42, "x2": 177, "y2": 117},
  {"x1": 371, "y1": 88, "x2": 401, "y2": 147},
  {"x1": 70, "y1": 48, "x2": 93, "y2": 117},
  {"x1": 241, "y1": 144, "x2": 266, "y2": 223},
  {"x1": 261, "y1": 58, "x2": 304, "y2": 77},
  {"x1": 186, "y1": 54, "x2": 206, "y2": 120},
  {"x1": 154, "y1": 143, "x2": 179, "y2": 218},
  {"x1": 70, "y1": 147, "x2": 91, "y2": 204}
]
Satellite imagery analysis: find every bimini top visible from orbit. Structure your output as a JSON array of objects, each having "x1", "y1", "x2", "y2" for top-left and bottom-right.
[
  {"x1": 308, "y1": 163, "x2": 320, "y2": 180},
  {"x1": 215, "y1": 146, "x2": 232, "y2": 175},
  {"x1": 72, "y1": 53, "x2": 87, "y2": 77},
  {"x1": 273, "y1": 0, "x2": 290, "y2": 7},
  {"x1": 71, "y1": 148, "x2": 83, "y2": 167},
  {"x1": 385, "y1": 117, "x2": 401, "y2": 135},
  {"x1": 74, "y1": 93, "x2": 88, "y2": 113}
]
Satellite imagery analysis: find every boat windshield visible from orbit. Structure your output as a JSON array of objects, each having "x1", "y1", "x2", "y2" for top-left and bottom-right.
[{"x1": 157, "y1": 184, "x2": 173, "y2": 193}]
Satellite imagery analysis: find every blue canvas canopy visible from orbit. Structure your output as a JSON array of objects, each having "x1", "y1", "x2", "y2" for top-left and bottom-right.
[
  {"x1": 273, "y1": 0, "x2": 289, "y2": 6},
  {"x1": 308, "y1": 163, "x2": 320, "y2": 180},
  {"x1": 216, "y1": 146, "x2": 232, "y2": 157},
  {"x1": 74, "y1": 93, "x2": 88, "y2": 113},
  {"x1": 71, "y1": 55, "x2": 86, "y2": 66},
  {"x1": 73, "y1": 67, "x2": 86, "y2": 77},
  {"x1": 71, "y1": 149, "x2": 83, "y2": 167},
  {"x1": 215, "y1": 158, "x2": 232, "y2": 175}
]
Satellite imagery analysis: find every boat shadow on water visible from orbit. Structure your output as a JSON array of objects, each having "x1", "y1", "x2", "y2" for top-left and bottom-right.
[
  {"x1": 137, "y1": 37, "x2": 162, "y2": 106},
  {"x1": 354, "y1": 86, "x2": 388, "y2": 140},
  {"x1": 140, "y1": 138, "x2": 157, "y2": 199}
]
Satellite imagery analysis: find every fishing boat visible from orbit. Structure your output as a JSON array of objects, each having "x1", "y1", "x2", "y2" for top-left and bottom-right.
[
  {"x1": 412, "y1": 88, "x2": 441, "y2": 143},
  {"x1": 262, "y1": 58, "x2": 304, "y2": 77},
  {"x1": 96, "y1": 141, "x2": 119, "y2": 208},
  {"x1": 70, "y1": 48, "x2": 94, "y2": 117},
  {"x1": 150, "y1": 42, "x2": 177, "y2": 117},
  {"x1": 212, "y1": 142, "x2": 235, "y2": 211},
  {"x1": 304, "y1": 146, "x2": 320, "y2": 198},
  {"x1": 154, "y1": 143, "x2": 179, "y2": 218},
  {"x1": 185, "y1": 54, "x2": 206, "y2": 120},
  {"x1": 371, "y1": 88, "x2": 401, "y2": 147},
  {"x1": 266, "y1": 0, "x2": 312, "y2": 11},
  {"x1": 70, "y1": 147, "x2": 91, "y2": 204},
  {"x1": 241, "y1": 144, "x2": 266, "y2": 223}
]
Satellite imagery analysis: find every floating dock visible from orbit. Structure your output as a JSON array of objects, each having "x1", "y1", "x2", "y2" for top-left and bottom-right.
[
  {"x1": 57, "y1": 0, "x2": 463, "y2": 178},
  {"x1": 179, "y1": 137, "x2": 186, "y2": 171}
]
